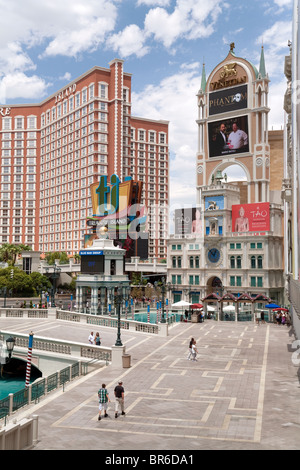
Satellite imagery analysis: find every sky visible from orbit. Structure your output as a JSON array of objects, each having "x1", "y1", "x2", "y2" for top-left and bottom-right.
[{"x1": 0, "y1": 0, "x2": 294, "y2": 213}]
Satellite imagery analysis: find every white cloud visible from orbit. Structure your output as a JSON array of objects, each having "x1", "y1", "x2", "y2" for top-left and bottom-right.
[
  {"x1": 268, "y1": 78, "x2": 286, "y2": 130},
  {"x1": 144, "y1": 0, "x2": 225, "y2": 48},
  {"x1": 132, "y1": 64, "x2": 201, "y2": 207},
  {"x1": 59, "y1": 72, "x2": 72, "y2": 81},
  {"x1": 0, "y1": 0, "x2": 118, "y2": 58},
  {"x1": 0, "y1": 42, "x2": 36, "y2": 75},
  {"x1": 273, "y1": 0, "x2": 293, "y2": 7},
  {"x1": 256, "y1": 20, "x2": 292, "y2": 77},
  {"x1": 0, "y1": 73, "x2": 49, "y2": 103},
  {"x1": 137, "y1": 0, "x2": 171, "y2": 5},
  {"x1": 106, "y1": 24, "x2": 150, "y2": 58}
]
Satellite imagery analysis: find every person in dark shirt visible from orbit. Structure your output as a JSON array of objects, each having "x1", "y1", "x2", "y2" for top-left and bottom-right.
[{"x1": 114, "y1": 380, "x2": 125, "y2": 418}]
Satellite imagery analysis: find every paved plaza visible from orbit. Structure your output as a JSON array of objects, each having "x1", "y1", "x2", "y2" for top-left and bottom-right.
[{"x1": 1, "y1": 317, "x2": 300, "y2": 451}]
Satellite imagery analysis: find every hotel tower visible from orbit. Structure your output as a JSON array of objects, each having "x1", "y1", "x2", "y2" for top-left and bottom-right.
[{"x1": 0, "y1": 59, "x2": 169, "y2": 258}]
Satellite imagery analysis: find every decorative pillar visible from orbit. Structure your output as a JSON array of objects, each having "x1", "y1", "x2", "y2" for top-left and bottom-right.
[{"x1": 91, "y1": 286, "x2": 98, "y2": 315}]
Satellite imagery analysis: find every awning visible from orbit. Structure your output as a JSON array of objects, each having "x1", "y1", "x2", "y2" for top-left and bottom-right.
[{"x1": 265, "y1": 303, "x2": 280, "y2": 309}]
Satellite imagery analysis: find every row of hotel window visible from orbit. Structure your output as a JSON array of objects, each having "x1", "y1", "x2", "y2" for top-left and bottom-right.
[
  {"x1": 172, "y1": 255, "x2": 263, "y2": 269},
  {"x1": 171, "y1": 242, "x2": 263, "y2": 251},
  {"x1": 42, "y1": 83, "x2": 109, "y2": 125},
  {"x1": 171, "y1": 275, "x2": 264, "y2": 288},
  {"x1": 2, "y1": 123, "x2": 166, "y2": 149}
]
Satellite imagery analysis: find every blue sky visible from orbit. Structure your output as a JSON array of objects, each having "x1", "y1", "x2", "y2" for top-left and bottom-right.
[{"x1": 0, "y1": 0, "x2": 293, "y2": 209}]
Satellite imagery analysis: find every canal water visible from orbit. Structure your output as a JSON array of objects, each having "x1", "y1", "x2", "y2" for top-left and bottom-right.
[{"x1": 0, "y1": 377, "x2": 29, "y2": 400}]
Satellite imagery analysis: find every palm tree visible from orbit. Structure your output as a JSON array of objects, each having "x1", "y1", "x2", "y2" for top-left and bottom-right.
[{"x1": 0, "y1": 243, "x2": 31, "y2": 266}]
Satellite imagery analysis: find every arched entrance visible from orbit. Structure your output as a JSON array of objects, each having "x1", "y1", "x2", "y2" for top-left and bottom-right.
[{"x1": 206, "y1": 276, "x2": 223, "y2": 296}]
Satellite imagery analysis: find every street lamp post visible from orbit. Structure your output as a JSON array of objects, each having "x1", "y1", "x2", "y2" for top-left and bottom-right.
[
  {"x1": 45, "y1": 265, "x2": 61, "y2": 307},
  {"x1": 6, "y1": 336, "x2": 15, "y2": 362},
  {"x1": 155, "y1": 278, "x2": 167, "y2": 323},
  {"x1": 114, "y1": 284, "x2": 123, "y2": 347}
]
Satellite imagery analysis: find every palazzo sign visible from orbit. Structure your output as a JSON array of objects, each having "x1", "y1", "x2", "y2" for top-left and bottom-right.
[{"x1": 210, "y1": 63, "x2": 247, "y2": 91}]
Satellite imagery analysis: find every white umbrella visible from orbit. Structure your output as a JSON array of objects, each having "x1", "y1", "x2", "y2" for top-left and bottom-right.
[
  {"x1": 171, "y1": 300, "x2": 192, "y2": 308},
  {"x1": 223, "y1": 305, "x2": 235, "y2": 312},
  {"x1": 206, "y1": 305, "x2": 216, "y2": 311}
]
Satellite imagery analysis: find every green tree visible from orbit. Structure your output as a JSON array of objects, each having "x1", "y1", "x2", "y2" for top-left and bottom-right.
[
  {"x1": 29, "y1": 272, "x2": 52, "y2": 292},
  {"x1": 45, "y1": 251, "x2": 69, "y2": 265},
  {"x1": 0, "y1": 267, "x2": 33, "y2": 296},
  {"x1": 0, "y1": 243, "x2": 31, "y2": 265}
]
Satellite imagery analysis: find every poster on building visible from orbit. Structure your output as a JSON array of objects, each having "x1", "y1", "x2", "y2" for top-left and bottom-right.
[
  {"x1": 174, "y1": 207, "x2": 203, "y2": 236},
  {"x1": 208, "y1": 115, "x2": 249, "y2": 158},
  {"x1": 232, "y1": 203, "x2": 270, "y2": 233},
  {"x1": 85, "y1": 174, "x2": 148, "y2": 259},
  {"x1": 209, "y1": 84, "x2": 248, "y2": 116}
]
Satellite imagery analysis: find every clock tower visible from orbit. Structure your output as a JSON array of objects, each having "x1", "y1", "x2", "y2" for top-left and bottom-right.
[{"x1": 167, "y1": 44, "x2": 285, "y2": 317}]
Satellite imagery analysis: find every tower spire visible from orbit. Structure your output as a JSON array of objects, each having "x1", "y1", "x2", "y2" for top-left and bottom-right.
[
  {"x1": 259, "y1": 45, "x2": 266, "y2": 78},
  {"x1": 200, "y1": 62, "x2": 206, "y2": 93}
]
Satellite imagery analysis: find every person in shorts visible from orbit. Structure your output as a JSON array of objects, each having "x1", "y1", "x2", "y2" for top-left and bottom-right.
[
  {"x1": 98, "y1": 383, "x2": 110, "y2": 420},
  {"x1": 114, "y1": 380, "x2": 125, "y2": 418}
]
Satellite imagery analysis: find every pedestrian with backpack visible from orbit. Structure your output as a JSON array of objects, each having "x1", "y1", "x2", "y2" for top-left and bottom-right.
[{"x1": 98, "y1": 383, "x2": 110, "y2": 420}]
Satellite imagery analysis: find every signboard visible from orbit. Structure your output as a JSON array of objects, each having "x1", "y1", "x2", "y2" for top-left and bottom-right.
[
  {"x1": 79, "y1": 250, "x2": 104, "y2": 256},
  {"x1": 174, "y1": 207, "x2": 202, "y2": 236},
  {"x1": 209, "y1": 84, "x2": 248, "y2": 116},
  {"x1": 86, "y1": 174, "x2": 148, "y2": 259},
  {"x1": 232, "y1": 203, "x2": 270, "y2": 233},
  {"x1": 81, "y1": 255, "x2": 104, "y2": 274},
  {"x1": 208, "y1": 115, "x2": 249, "y2": 158}
]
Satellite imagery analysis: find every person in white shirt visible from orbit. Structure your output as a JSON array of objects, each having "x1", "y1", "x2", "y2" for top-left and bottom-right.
[
  {"x1": 228, "y1": 122, "x2": 248, "y2": 150},
  {"x1": 191, "y1": 341, "x2": 198, "y2": 361},
  {"x1": 88, "y1": 331, "x2": 94, "y2": 344}
]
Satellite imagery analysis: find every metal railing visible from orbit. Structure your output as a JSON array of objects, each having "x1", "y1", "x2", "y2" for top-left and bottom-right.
[
  {"x1": 57, "y1": 309, "x2": 176, "y2": 334},
  {"x1": 0, "y1": 360, "x2": 94, "y2": 425}
]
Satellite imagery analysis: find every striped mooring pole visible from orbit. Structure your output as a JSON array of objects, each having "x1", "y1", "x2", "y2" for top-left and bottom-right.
[
  {"x1": 25, "y1": 331, "x2": 34, "y2": 388},
  {"x1": 147, "y1": 304, "x2": 150, "y2": 323}
]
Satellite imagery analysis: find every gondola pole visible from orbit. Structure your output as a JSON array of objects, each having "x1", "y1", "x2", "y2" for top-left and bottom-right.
[{"x1": 25, "y1": 331, "x2": 34, "y2": 388}]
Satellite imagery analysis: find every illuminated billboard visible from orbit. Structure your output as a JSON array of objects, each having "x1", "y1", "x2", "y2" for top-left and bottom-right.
[
  {"x1": 209, "y1": 84, "x2": 248, "y2": 116},
  {"x1": 80, "y1": 253, "x2": 104, "y2": 274},
  {"x1": 208, "y1": 115, "x2": 249, "y2": 158},
  {"x1": 232, "y1": 203, "x2": 270, "y2": 233},
  {"x1": 174, "y1": 207, "x2": 203, "y2": 236},
  {"x1": 85, "y1": 174, "x2": 148, "y2": 259}
]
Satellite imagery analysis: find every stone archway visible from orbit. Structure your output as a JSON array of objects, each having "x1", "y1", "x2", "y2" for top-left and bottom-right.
[
  {"x1": 209, "y1": 161, "x2": 250, "y2": 185},
  {"x1": 206, "y1": 276, "x2": 223, "y2": 296}
]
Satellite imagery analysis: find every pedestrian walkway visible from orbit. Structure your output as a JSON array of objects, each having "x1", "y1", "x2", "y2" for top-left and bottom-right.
[{"x1": 4, "y1": 319, "x2": 300, "y2": 451}]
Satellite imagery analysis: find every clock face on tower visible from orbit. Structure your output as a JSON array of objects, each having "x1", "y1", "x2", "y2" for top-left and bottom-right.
[{"x1": 207, "y1": 248, "x2": 221, "y2": 263}]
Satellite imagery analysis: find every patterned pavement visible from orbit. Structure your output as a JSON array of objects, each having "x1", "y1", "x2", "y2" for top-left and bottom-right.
[{"x1": 2, "y1": 317, "x2": 300, "y2": 451}]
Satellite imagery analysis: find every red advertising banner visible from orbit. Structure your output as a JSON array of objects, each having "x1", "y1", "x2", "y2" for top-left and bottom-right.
[{"x1": 232, "y1": 203, "x2": 270, "y2": 233}]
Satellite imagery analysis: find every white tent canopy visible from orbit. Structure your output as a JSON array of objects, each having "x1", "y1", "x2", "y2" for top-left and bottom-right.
[
  {"x1": 171, "y1": 300, "x2": 192, "y2": 308},
  {"x1": 206, "y1": 305, "x2": 216, "y2": 311},
  {"x1": 223, "y1": 305, "x2": 236, "y2": 312}
]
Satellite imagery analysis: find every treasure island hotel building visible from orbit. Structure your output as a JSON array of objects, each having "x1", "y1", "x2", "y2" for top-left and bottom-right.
[{"x1": 0, "y1": 59, "x2": 169, "y2": 258}]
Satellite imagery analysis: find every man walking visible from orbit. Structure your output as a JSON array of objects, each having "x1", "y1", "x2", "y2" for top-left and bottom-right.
[
  {"x1": 114, "y1": 380, "x2": 125, "y2": 418},
  {"x1": 98, "y1": 383, "x2": 110, "y2": 420}
]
